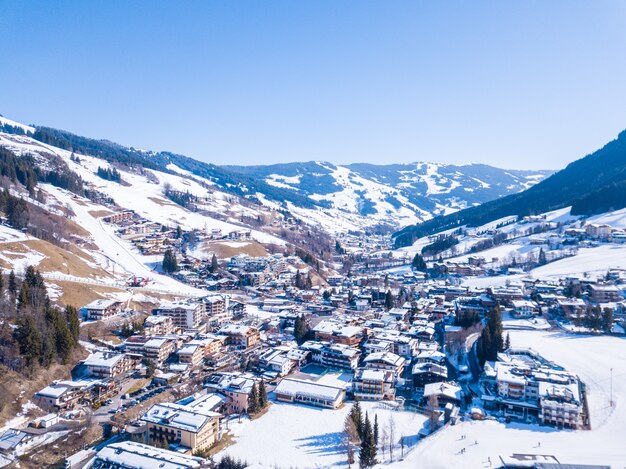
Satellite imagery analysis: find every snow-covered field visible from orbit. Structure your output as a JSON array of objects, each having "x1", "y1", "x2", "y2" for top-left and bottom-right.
[
  {"x1": 218, "y1": 401, "x2": 428, "y2": 468},
  {"x1": 395, "y1": 330, "x2": 626, "y2": 468}
]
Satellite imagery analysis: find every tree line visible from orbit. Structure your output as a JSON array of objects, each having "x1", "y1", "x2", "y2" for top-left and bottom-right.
[{"x1": 0, "y1": 266, "x2": 81, "y2": 374}]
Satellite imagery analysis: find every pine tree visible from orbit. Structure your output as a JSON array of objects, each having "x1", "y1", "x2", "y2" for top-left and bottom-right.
[
  {"x1": 210, "y1": 253, "x2": 219, "y2": 273},
  {"x1": 602, "y1": 308, "x2": 614, "y2": 332},
  {"x1": 538, "y1": 248, "x2": 547, "y2": 266},
  {"x1": 294, "y1": 314, "x2": 309, "y2": 345},
  {"x1": 350, "y1": 399, "x2": 364, "y2": 439},
  {"x1": 373, "y1": 414, "x2": 379, "y2": 447},
  {"x1": 248, "y1": 383, "x2": 259, "y2": 414},
  {"x1": 385, "y1": 290, "x2": 394, "y2": 311},
  {"x1": 145, "y1": 359, "x2": 156, "y2": 378},
  {"x1": 0, "y1": 272, "x2": 4, "y2": 292},
  {"x1": 258, "y1": 380, "x2": 268, "y2": 409},
  {"x1": 176, "y1": 225, "x2": 183, "y2": 239},
  {"x1": 359, "y1": 412, "x2": 377, "y2": 468},
  {"x1": 54, "y1": 316, "x2": 74, "y2": 364},
  {"x1": 162, "y1": 249, "x2": 178, "y2": 273},
  {"x1": 8, "y1": 270, "x2": 16, "y2": 296},
  {"x1": 13, "y1": 315, "x2": 41, "y2": 369},
  {"x1": 65, "y1": 305, "x2": 80, "y2": 344},
  {"x1": 17, "y1": 282, "x2": 29, "y2": 310},
  {"x1": 411, "y1": 253, "x2": 427, "y2": 271},
  {"x1": 504, "y1": 332, "x2": 511, "y2": 350}
]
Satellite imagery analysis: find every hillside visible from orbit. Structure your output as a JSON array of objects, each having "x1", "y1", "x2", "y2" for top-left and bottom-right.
[
  {"x1": 0, "y1": 116, "x2": 550, "y2": 235},
  {"x1": 393, "y1": 129, "x2": 626, "y2": 247}
]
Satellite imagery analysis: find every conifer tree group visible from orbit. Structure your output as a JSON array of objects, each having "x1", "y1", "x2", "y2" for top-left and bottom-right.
[{"x1": 247, "y1": 380, "x2": 269, "y2": 415}]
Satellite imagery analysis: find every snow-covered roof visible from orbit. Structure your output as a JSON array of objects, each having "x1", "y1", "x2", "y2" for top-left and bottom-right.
[
  {"x1": 141, "y1": 403, "x2": 220, "y2": 433},
  {"x1": 83, "y1": 351, "x2": 125, "y2": 368},
  {"x1": 363, "y1": 351, "x2": 405, "y2": 367},
  {"x1": 83, "y1": 299, "x2": 120, "y2": 310},
  {"x1": 275, "y1": 378, "x2": 344, "y2": 402},
  {"x1": 423, "y1": 382, "x2": 462, "y2": 401},
  {"x1": 94, "y1": 441, "x2": 205, "y2": 468}
]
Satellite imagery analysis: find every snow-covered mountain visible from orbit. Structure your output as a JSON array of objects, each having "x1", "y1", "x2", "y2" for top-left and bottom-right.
[
  {"x1": 224, "y1": 162, "x2": 551, "y2": 233},
  {"x1": 0, "y1": 115, "x2": 551, "y2": 237}
]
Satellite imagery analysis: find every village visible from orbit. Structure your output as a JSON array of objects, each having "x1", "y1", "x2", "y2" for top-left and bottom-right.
[{"x1": 1, "y1": 206, "x2": 626, "y2": 469}]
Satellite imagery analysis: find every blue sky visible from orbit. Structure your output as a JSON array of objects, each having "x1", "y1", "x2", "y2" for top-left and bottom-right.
[{"x1": 1, "y1": 1, "x2": 626, "y2": 169}]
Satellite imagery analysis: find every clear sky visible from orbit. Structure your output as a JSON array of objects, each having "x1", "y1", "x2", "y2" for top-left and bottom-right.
[{"x1": 1, "y1": 1, "x2": 626, "y2": 169}]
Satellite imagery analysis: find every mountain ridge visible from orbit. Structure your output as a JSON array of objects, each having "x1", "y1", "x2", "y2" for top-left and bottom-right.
[{"x1": 393, "y1": 129, "x2": 626, "y2": 247}]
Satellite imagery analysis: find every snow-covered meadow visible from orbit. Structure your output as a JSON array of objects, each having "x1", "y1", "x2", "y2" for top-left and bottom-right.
[{"x1": 218, "y1": 401, "x2": 428, "y2": 468}]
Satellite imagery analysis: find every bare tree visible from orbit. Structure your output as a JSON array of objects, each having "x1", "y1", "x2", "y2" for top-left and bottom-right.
[
  {"x1": 343, "y1": 414, "x2": 359, "y2": 467},
  {"x1": 387, "y1": 414, "x2": 396, "y2": 462},
  {"x1": 380, "y1": 426, "x2": 388, "y2": 460}
]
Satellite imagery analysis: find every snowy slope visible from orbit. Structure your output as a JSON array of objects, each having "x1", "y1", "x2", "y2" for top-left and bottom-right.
[{"x1": 224, "y1": 161, "x2": 551, "y2": 234}]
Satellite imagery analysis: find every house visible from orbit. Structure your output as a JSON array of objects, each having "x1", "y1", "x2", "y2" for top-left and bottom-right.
[
  {"x1": 82, "y1": 299, "x2": 123, "y2": 321},
  {"x1": 300, "y1": 341, "x2": 361, "y2": 371},
  {"x1": 0, "y1": 429, "x2": 49, "y2": 457},
  {"x1": 144, "y1": 338, "x2": 175, "y2": 364},
  {"x1": 83, "y1": 352, "x2": 138, "y2": 379},
  {"x1": 589, "y1": 284, "x2": 623, "y2": 303},
  {"x1": 352, "y1": 369, "x2": 395, "y2": 401},
  {"x1": 217, "y1": 324, "x2": 260, "y2": 349},
  {"x1": 412, "y1": 362, "x2": 448, "y2": 388},
  {"x1": 141, "y1": 400, "x2": 222, "y2": 454},
  {"x1": 511, "y1": 300, "x2": 537, "y2": 318},
  {"x1": 178, "y1": 344, "x2": 205, "y2": 368},
  {"x1": 92, "y1": 441, "x2": 208, "y2": 468},
  {"x1": 153, "y1": 300, "x2": 205, "y2": 329},
  {"x1": 483, "y1": 349, "x2": 584, "y2": 428},
  {"x1": 204, "y1": 372, "x2": 258, "y2": 414},
  {"x1": 423, "y1": 382, "x2": 463, "y2": 407},
  {"x1": 363, "y1": 351, "x2": 405, "y2": 376},
  {"x1": 144, "y1": 316, "x2": 175, "y2": 336},
  {"x1": 33, "y1": 380, "x2": 92, "y2": 411},
  {"x1": 312, "y1": 320, "x2": 365, "y2": 346},
  {"x1": 275, "y1": 377, "x2": 345, "y2": 409}
]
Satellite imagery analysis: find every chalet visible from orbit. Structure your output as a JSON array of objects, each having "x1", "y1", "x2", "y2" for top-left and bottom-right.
[
  {"x1": 589, "y1": 284, "x2": 623, "y2": 303},
  {"x1": 217, "y1": 324, "x2": 261, "y2": 349},
  {"x1": 412, "y1": 362, "x2": 448, "y2": 387},
  {"x1": 511, "y1": 300, "x2": 538, "y2": 318},
  {"x1": 204, "y1": 372, "x2": 257, "y2": 414},
  {"x1": 102, "y1": 210, "x2": 135, "y2": 224},
  {"x1": 82, "y1": 299, "x2": 123, "y2": 321},
  {"x1": 423, "y1": 382, "x2": 463, "y2": 407},
  {"x1": 363, "y1": 351, "x2": 405, "y2": 376},
  {"x1": 34, "y1": 380, "x2": 92, "y2": 411},
  {"x1": 352, "y1": 369, "x2": 395, "y2": 401},
  {"x1": 556, "y1": 297, "x2": 587, "y2": 318},
  {"x1": 144, "y1": 338, "x2": 176, "y2": 364},
  {"x1": 300, "y1": 341, "x2": 361, "y2": 371},
  {"x1": 141, "y1": 401, "x2": 222, "y2": 454},
  {"x1": 178, "y1": 344, "x2": 205, "y2": 368},
  {"x1": 312, "y1": 320, "x2": 365, "y2": 347},
  {"x1": 83, "y1": 352, "x2": 138, "y2": 379}
]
